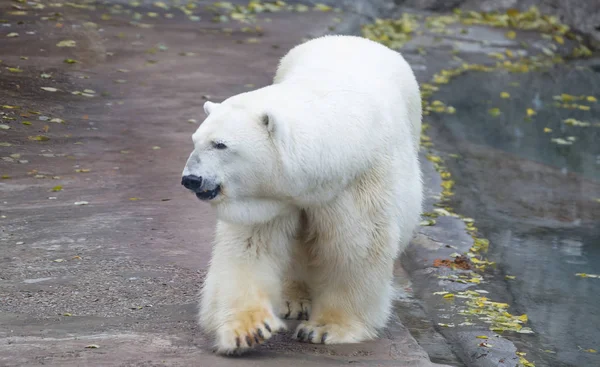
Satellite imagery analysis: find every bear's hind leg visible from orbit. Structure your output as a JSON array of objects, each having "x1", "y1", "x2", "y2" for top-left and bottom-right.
[
  {"x1": 293, "y1": 192, "x2": 399, "y2": 344},
  {"x1": 281, "y1": 279, "x2": 311, "y2": 321}
]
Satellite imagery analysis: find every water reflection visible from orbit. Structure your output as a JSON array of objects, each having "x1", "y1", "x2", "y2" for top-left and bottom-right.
[{"x1": 428, "y1": 64, "x2": 600, "y2": 367}]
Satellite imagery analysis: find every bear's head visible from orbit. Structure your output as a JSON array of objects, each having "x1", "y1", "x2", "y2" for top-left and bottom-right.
[{"x1": 181, "y1": 97, "x2": 292, "y2": 225}]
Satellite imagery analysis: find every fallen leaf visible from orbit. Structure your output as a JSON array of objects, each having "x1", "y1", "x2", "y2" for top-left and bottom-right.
[
  {"x1": 51, "y1": 185, "x2": 63, "y2": 192},
  {"x1": 553, "y1": 35, "x2": 564, "y2": 45},
  {"x1": 488, "y1": 108, "x2": 501, "y2": 117},
  {"x1": 526, "y1": 108, "x2": 536, "y2": 117},
  {"x1": 6, "y1": 32, "x2": 19, "y2": 38},
  {"x1": 64, "y1": 58, "x2": 79, "y2": 64},
  {"x1": 476, "y1": 335, "x2": 489, "y2": 339},
  {"x1": 505, "y1": 30, "x2": 516, "y2": 39},
  {"x1": 500, "y1": 92, "x2": 510, "y2": 98},
  {"x1": 40, "y1": 87, "x2": 58, "y2": 92},
  {"x1": 28, "y1": 135, "x2": 50, "y2": 141},
  {"x1": 543, "y1": 127, "x2": 552, "y2": 133},
  {"x1": 85, "y1": 344, "x2": 100, "y2": 349},
  {"x1": 74, "y1": 201, "x2": 89, "y2": 206},
  {"x1": 56, "y1": 40, "x2": 76, "y2": 47},
  {"x1": 505, "y1": 275, "x2": 516, "y2": 280},
  {"x1": 63, "y1": 312, "x2": 72, "y2": 316}
]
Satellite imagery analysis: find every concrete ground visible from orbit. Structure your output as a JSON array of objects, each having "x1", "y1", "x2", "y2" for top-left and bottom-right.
[{"x1": 0, "y1": 1, "x2": 452, "y2": 366}]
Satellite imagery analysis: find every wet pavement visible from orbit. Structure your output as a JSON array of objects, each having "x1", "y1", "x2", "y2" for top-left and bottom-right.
[
  {"x1": 0, "y1": 1, "x2": 451, "y2": 366},
  {"x1": 427, "y1": 66, "x2": 600, "y2": 367}
]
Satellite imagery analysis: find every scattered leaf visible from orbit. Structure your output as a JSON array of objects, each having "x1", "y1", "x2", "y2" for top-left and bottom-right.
[
  {"x1": 51, "y1": 185, "x2": 63, "y2": 192},
  {"x1": 28, "y1": 135, "x2": 50, "y2": 141},
  {"x1": 64, "y1": 58, "x2": 79, "y2": 64},
  {"x1": 500, "y1": 92, "x2": 510, "y2": 99},
  {"x1": 74, "y1": 201, "x2": 89, "y2": 206},
  {"x1": 85, "y1": 344, "x2": 100, "y2": 349},
  {"x1": 6, "y1": 32, "x2": 19, "y2": 38},
  {"x1": 488, "y1": 108, "x2": 501, "y2": 117},
  {"x1": 40, "y1": 87, "x2": 58, "y2": 92},
  {"x1": 56, "y1": 40, "x2": 76, "y2": 47}
]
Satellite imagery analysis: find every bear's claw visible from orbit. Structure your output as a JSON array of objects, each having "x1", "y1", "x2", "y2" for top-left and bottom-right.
[
  {"x1": 214, "y1": 308, "x2": 286, "y2": 355},
  {"x1": 281, "y1": 299, "x2": 311, "y2": 321}
]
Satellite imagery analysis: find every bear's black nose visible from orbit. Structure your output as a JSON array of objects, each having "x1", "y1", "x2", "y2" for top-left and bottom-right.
[{"x1": 181, "y1": 175, "x2": 203, "y2": 192}]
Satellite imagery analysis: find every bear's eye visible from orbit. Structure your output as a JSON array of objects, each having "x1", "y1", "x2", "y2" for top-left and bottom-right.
[{"x1": 212, "y1": 142, "x2": 227, "y2": 150}]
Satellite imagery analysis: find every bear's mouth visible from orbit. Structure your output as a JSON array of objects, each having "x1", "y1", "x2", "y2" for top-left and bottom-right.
[{"x1": 195, "y1": 185, "x2": 221, "y2": 201}]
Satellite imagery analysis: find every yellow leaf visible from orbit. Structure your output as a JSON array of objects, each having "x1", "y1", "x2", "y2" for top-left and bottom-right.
[
  {"x1": 488, "y1": 108, "x2": 501, "y2": 117},
  {"x1": 553, "y1": 35, "x2": 564, "y2": 45},
  {"x1": 505, "y1": 31, "x2": 516, "y2": 40},
  {"x1": 526, "y1": 108, "x2": 536, "y2": 117},
  {"x1": 505, "y1": 275, "x2": 516, "y2": 280},
  {"x1": 443, "y1": 293, "x2": 455, "y2": 299},
  {"x1": 28, "y1": 135, "x2": 49, "y2": 141},
  {"x1": 129, "y1": 197, "x2": 140, "y2": 201},
  {"x1": 56, "y1": 40, "x2": 76, "y2": 47},
  {"x1": 500, "y1": 92, "x2": 510, "y2": 99},
  {"x1": 587, "y1": 96, "x2": 597, "y2": 102},
  {"x1": 476, "y1": 335, "x2": 489, "y2": 339},
  {"x1": 583, "y1": 349, "x2": 597, "y2": 353},
  {"x1": 51, "y1": 185, "x2": 63, "y2": 192},
  {"x1": 543, "y1": 127, "x2": 552, "y2": 133},
  {"x1": 314, "y1": 4, "x2": 332, "y2": 12}
]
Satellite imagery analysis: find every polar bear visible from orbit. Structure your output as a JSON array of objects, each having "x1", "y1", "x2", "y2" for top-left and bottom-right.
[{"x1": 181, "y1": 35, "x2": 423, "y2": 355}]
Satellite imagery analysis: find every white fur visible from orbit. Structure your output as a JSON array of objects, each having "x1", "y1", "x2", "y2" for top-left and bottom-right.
[{"x1": 183, "y1": 35, "x2": 423, "y2": 354}]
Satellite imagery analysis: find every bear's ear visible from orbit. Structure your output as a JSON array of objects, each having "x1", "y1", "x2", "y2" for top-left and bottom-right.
[
  {"x1": 203, "y1": 101, "x2": 219, "y2": 116},
  {"x1": 261, "y1": 113, "x2": 275, "y2": 133}
]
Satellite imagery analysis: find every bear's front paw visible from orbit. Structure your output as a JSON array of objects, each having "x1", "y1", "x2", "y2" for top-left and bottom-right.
[
  {"x1": 293, "y1": 321, "x2": 371, "y2": 344},
  {"x1": 215, "y1": 307, "x2": 287, "y2": 355}
]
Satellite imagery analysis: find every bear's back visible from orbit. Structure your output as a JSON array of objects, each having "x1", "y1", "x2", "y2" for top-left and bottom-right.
[{"x1": 273, "y1": 35, "x2": 421, "y2": 151}]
